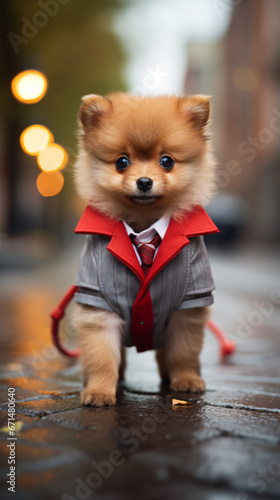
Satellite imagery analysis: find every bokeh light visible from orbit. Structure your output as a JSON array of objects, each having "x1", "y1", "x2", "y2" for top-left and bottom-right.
[
  {"x1": 233, "y1": 66, "x2": 258, "y2": 92},
  {"x1": 36, "y1": 171, "x2": 64, "y2": 197},
  {"x1": 37, "y1": 144, "x2": 68, "y2": 172},
  {"x1": 11, "y1": 70, "x2": 48, "y2": 104},
  {"x1": 20, "y1": 125, "x2": 54, "y2": 156}
]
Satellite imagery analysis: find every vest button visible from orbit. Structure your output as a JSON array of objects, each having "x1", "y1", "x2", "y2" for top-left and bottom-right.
[{"x1": 139, "y1": 321, "x2": 145, "y2": 325}]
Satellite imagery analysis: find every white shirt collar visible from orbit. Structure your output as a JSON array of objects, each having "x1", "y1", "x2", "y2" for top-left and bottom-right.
[{"x1": 123, "y1": 214, "x2": 170, "y2": 243}]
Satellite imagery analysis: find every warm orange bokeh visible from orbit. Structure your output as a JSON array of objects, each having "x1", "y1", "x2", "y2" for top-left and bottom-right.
[
  {"x1": 20, "y1": 125, "x2": 54, "y2": 156},
  {"x1": 11, "y1": 70, "x2": 48, "y2": 104},
  {"x1": 36, "y1": 171, "x2": 64, "y2": 197},
  {"x1": 37, "y1": 144, "x2": 68, "y2": 172}
]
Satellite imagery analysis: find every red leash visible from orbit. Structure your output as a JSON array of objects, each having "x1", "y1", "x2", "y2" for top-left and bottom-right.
[
  {"x1": 50, "y1": 284, "x2": 81, "y2": 357},
  {"x1": 207, "y1": 319, "x2": 236, "y2": 357},
  {"x1": 50, "y1": 284, "x2": 236, "y2": 358}
]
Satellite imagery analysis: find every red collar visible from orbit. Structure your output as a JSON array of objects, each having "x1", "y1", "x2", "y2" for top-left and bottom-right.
[{"x1": 75, "y1": 205, "x2": 219, "y2": 284}]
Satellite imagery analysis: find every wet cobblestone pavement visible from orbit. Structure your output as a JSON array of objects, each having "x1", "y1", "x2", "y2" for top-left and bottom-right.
[{"x1": 0, "y1": 243, "x2": 280, "y2": 500}]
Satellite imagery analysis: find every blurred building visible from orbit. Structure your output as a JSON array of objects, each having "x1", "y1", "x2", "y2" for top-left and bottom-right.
[
  {"x1": 1, "y1": 0, "x2": 280, "y2": 250},
  {"x1": 0, "y1": 0, "x2": 127, "y2": 242},
  {"x1": 185, "y1": 0, "x2": 280, "y2": 244}
]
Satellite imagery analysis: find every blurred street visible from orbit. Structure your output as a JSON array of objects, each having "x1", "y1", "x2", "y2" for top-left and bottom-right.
[{"x1": 0, "y1": 243, "x2": 280, "y2": 500}]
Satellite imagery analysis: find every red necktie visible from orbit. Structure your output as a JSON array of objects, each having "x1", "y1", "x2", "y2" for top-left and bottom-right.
[{"x1": 130, "y1": 233, "x2": 161, "y2": 276}]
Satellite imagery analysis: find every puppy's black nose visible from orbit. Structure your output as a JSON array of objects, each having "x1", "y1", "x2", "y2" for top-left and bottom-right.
[{"x1": 136, "y1": 177, "x2": 153, "y2": 192}]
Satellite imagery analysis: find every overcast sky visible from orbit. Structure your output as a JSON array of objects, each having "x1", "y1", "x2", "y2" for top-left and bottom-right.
[{"x1": 115, "y1": 0, "x2": 232, "y2": 94}]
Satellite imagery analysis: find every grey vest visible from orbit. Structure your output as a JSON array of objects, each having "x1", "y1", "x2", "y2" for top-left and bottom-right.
[{"x1": 75, "y1": 234, "x2": 215, "y2": 349}]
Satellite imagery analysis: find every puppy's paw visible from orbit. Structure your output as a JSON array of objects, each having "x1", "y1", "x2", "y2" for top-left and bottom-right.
[
  {"x1": 81, "y1": 387, "x2": 116, "y2": 407},
  {"x1": 170, "y1": 374, "x2": 205, "y2": 393}
]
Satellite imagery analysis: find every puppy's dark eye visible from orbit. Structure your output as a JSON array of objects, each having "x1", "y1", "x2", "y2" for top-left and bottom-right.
[
  {"x1": 115, "y1": 156, "x2": 130, "y2": 171},
  {"x1": 160, "y1": 155, "x2": 174, "y2": 171}
]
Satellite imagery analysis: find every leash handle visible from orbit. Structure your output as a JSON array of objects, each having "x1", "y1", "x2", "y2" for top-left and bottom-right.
[{"x1": 51, "y1": 285, "x2": 236, "y2": 358}]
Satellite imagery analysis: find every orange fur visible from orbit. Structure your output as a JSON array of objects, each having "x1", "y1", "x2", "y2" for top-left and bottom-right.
[
  {"x1": 73, "y1": 93, "x2": 216, "y2": 406},
  {"x1": 75, "y1": 93, "x2": 216, "y2": 230},
  {"x1": 156, "y1": 307, "x2": 210, "y2": 392},
  {"x1": 72, "y1": 304, "x2": 124, "y2": 406}
]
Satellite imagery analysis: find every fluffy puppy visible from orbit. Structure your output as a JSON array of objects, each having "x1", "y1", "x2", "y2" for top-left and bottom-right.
[{"x1": 73, "y1": 93, "x2": 216, "y2": 407}]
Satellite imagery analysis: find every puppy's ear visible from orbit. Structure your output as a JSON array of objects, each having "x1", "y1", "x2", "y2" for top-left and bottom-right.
[
  {"x1": 79, "y1": 94, "x2": 112, "y2": 129},
  {"x1": 179, "y1": 95, "x2": 210, "y2": 129}
]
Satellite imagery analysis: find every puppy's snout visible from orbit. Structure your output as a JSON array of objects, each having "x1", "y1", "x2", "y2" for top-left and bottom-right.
[{"x1": 136, "y1": 177, "x2": 153, "y2": 193}]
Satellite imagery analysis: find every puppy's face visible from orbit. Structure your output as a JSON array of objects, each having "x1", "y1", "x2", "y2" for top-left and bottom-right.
[{"x1": 75, "y1": 93, "x2": 215, "y2": 225}]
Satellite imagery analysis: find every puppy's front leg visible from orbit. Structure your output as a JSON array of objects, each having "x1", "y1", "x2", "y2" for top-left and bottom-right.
[
  {"x1": 165, "y1": 306, "x2": 209, "y2": 393},
  {"x1": 73, "y1": 304, "x2": 124, "y2": 407}
]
